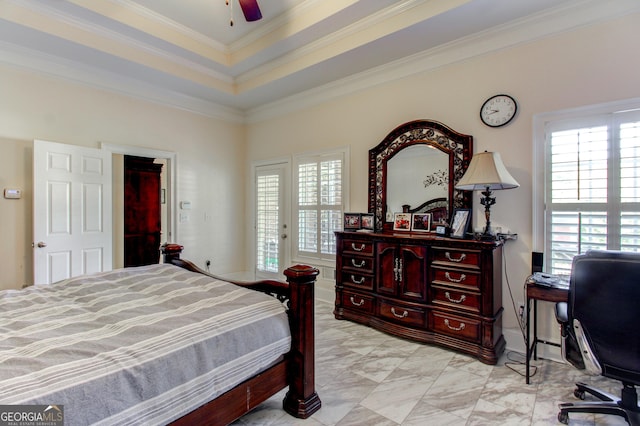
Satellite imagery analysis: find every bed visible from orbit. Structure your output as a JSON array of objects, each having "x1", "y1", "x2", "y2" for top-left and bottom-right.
[
  {"x1": 0, "y1": 244, "x2": 320, "y2": 425},
  {"x1": 401, "y1": 197, "x2": 449, "y2": 224}
]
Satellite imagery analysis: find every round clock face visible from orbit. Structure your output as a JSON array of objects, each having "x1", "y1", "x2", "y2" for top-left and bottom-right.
[{"x1": 480, "y1": 94, "x2": 517, "y2": 127}]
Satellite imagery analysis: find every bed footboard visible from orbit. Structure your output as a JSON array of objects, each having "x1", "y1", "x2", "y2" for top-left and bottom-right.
[{"x1": 161, "y1": 244, "x2": 321, "y2": 422}]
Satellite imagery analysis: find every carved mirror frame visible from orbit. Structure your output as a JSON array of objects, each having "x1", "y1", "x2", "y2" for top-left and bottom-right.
[{"x1": 368, "y1": 120, "x2": 473, "y2": 231}]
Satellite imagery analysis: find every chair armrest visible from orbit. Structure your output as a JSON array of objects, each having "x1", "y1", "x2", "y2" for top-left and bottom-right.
[{"x1": 555, "y1": 301, "x2": 568, "y2": 324}]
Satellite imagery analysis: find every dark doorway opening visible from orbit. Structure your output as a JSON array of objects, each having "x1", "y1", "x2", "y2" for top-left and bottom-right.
[{"x1": 124, "y1": 155, "x2": 163, "y2": 267}]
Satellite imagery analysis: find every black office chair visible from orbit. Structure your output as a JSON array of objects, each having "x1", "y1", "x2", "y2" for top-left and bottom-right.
[{"x1": 555, "y1": 250, "x2": 640, "y2": 425}]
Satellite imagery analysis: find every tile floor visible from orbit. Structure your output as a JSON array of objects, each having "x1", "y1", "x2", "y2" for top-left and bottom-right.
[{"x1": 233, "y1": 302, "x2": 630, "y2": 426}]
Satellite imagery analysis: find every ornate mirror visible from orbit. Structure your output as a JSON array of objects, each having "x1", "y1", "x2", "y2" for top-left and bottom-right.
[{"x1": 368, "y1": 120, "x2": 473, "y2": 231}]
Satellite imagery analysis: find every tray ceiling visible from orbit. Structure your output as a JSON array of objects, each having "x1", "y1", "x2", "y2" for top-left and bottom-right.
[{"x1": 0, "y1": 0, "x2": 637, "y2": 120}]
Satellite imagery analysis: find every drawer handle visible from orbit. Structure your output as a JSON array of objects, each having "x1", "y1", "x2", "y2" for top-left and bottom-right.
[
  {"x1": 444, "y1": 318, "x2": 465, "y2": 331},
  {"x1": 391, "y1": 307, "x2": 408, "y2": 318},
  {"x1": 350, "y1": 275, "x2": 365, "y2": 284},
  {"x1": 445, "y1": 291, "x2": 467, "y2": 304},
  {"x1": 349, "y1": 296, "x2": 365, "y2": 307},
  {"x1": 445, "y1": 272, "x2": 466, "y2": 283},
  {"x1": 351, "y1": 243, "x2": 366, "y2": 252},
  {"x1": 351, "y1": 259, "x2": 366, "y2": 268},
  {"x1": 445, "y1": 252, "x2": 466, "y2": 262}
]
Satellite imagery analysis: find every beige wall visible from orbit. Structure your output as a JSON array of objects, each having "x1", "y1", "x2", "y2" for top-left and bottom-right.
[
  {"x1": 0, "y1": 65, "x2": 246, "y2": 289},
  {"x1": 246, "y1": 13, "x2": 640, "y2": 354}
]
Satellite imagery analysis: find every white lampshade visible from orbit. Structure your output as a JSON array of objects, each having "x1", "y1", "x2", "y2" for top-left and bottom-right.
[{"x1": 455, "y1": 151, "x2": 519, "y2": 191}]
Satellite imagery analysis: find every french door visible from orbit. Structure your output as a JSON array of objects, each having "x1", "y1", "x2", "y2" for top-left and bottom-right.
[{"x1": 254, "y1": 162, "x2": 289, "y2": 278}]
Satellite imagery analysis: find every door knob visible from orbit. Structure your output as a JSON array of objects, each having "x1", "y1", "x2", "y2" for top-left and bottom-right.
[
  {"x1": 281, "y1": 234, "x2": 287, "y2": 239},
  {"x1": 36, "y1": 241, "x2": 47, "y2": 248}
]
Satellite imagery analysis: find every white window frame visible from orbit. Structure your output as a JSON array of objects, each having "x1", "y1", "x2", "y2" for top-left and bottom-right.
[
  {"x1": 292, "y1": 147, "x2": 350, "y2": 265},
  {"x1": 533, "y1": 97, "x2": 640, "y2": 272}
]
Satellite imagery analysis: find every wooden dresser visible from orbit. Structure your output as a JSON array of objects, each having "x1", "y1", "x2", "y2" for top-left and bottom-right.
[{"x1": 334, "y1": 231, "x2": 505, "y2": 364}]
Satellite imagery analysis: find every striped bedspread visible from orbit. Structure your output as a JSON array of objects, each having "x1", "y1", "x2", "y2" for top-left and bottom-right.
[{"x1": 0, "y1": 264, "x2": 291, "y2": 425}]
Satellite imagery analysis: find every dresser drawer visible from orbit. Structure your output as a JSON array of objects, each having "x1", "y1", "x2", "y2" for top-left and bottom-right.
[
  {"x1": 378, "y1": 299, "x2": 426, "y2": 327},
  {"x1": 431, "y1": 247, "x2": 481, "y2": 269},
  {"x1": 430, "y1": 285, "x2": 480, "y2": 313},
  {"x1": 341, "y1": 239, "x2": 374, "y2": 256},
  {"x1": 431, "y1": 267, "x2": 480, "y2": 290},
  {"x1": 430, "y1": 311, "x2": 480, "y2": 343},
  {"x1": 340, "y1": 290, "x2": 375, "y2": 314},
  {"x1": 342, "y1": 255, "x2": 374, "y2": 273},
  {"x1": 339, "y1": 271, "x2": 374, "y2": 290}
]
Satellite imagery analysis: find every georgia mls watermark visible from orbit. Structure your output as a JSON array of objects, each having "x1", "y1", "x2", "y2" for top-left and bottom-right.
[{"x1": 0, "y1": 405, "x2": 63, "y2": 426}]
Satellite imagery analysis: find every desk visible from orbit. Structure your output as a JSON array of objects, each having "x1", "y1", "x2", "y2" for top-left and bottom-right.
[{"x1": 525, "y1": 279, "x2": 569, "y2": 384}]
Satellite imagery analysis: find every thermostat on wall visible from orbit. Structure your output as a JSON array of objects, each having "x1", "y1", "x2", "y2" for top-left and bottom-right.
[{"x1": 4, "y1": 189, "x2": 21, "y2": 199}]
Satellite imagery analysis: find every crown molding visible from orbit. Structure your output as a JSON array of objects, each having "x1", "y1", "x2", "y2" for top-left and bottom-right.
[
  {"x1": 236, "y1": 0, "x2": 461, "y2": 89},
  {"x1": 62, "y1": 0, "x2": 229, "y2": 63},
  {"x1": 7, "y1": 0, "x2": 234, "y2": 88},
  {"x1": 1, "y1": 0, "x2": 637, "y2": 124},
  {"x1": 0, "y1": 40, "x2": 245, "y2": 123},
  {"x1": 112, "y1": 0, "x2": 228, "y2": 52},
  {"x1": 229, "y1": 0, "x2": 323, "y2": 52},
  {"x1": 246, "y1": 0, "x2": 640, "y2": 123}
]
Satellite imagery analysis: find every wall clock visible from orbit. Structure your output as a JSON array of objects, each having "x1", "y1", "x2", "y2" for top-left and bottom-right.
[{"x1": 480, "y1": 94, "x2": 517, "y2": 127}]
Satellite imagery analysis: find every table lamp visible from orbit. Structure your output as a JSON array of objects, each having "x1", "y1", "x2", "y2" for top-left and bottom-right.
[{"x1": 455, "y1": 151, "x2": 519, "y2": 240}]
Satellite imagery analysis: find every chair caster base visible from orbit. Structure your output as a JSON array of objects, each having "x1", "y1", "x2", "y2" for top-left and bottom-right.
[
  {"x1": 557, "y1": 381, "x2": 640, "y2": 426},
  {"x1": 558, "y1": 410, "x2": 569, "y2": 424}
]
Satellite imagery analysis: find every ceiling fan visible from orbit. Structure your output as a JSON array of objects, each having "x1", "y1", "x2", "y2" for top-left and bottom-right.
[{"x1": 225, "y1": 0, "x2": 262, "y2": 26}]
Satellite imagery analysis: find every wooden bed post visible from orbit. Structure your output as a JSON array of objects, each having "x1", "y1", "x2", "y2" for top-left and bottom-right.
[
  {"x1": 283, "y1": 264, "x2": 321, "y2": 418},
  {"x1": 161, "y1": 243, "x2": 184, "y2": 263}
]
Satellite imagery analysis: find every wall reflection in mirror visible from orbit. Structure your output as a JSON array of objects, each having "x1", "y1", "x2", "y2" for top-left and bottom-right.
[{"x1": 386, "y1": 145, "x2": 449, "y2": 221}]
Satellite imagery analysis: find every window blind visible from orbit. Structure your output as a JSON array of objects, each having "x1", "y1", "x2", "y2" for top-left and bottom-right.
[
  {"x1": 545, "y1": 110, "x2": 640, "y2": 274},
  {"x1": 294, "y1": 153, "x2": 344, "y2": 260},
  {"x1": 256, "y1": 173, "x2": 280, "y2": 273}
]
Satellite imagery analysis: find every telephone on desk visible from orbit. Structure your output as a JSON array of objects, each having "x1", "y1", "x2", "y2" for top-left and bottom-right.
[{"x1": 527, "y1": 272, "x2": 570, "y2": 289}]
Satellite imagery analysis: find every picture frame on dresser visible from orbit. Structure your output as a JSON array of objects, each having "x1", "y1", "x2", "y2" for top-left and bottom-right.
[
  {"x1": 361, "y1": 213, "x2": 374, "y2": 231},
  {"x1": 411, "y1": 213, "x2": 431, "y2": 232},
  {"x1": 450, "y1": 208, "x2": 471, "y2": 238},
  {"x1": 343, "y1": 213, "x2": 361, "y2": 230},
  {"x1": 392, "y1": 213, "x2": 411, "y2": 231}
]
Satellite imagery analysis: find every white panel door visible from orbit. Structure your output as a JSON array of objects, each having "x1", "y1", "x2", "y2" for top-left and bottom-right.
[{"x1": 33, "y1": 140, "x2": 112, "y2": 284}]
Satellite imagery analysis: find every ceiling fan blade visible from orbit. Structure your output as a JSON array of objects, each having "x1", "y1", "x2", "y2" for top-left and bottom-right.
[{"x1": 238, "y1": 0, "x2": 262, "y2": 22}]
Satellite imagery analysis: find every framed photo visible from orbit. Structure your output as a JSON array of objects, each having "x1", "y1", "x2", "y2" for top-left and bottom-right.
[
  {"x1": 393, "y1": 213, "x2": 411, "y2": 231},
  {"x1": 361, "y1": 213, "x2": 374, "y2": 231},
  {"x1": 411, "y1": 213, "x2": 432, "y2": 232},
  {"x1": 343, "y1": 213, "x2": 361, "y2": 230},
  {"x1": 450, "y1": 208, "x2": 471, "y2": 239}
]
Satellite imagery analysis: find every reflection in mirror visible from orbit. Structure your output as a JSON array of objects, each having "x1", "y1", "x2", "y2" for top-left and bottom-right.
[{"x1": 386, "y1": 145, "x2": 448, "y2": 219}]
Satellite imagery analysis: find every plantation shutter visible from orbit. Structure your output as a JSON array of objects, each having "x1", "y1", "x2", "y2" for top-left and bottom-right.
[
  {"x1": 545, "y1": 110, "x2": 640, "y2": 273},
  {"x1": 295, "y1": 153, "x2": 344, "y2": 261}
]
